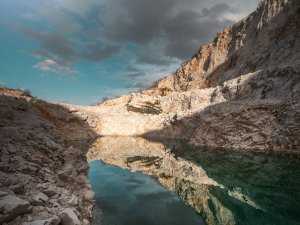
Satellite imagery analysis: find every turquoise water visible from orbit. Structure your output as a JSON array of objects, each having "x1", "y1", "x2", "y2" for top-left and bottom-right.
[
  {"x1": 88, "y1": 137, "x2": 300, "y2": 225},
  {"x1": 89, "y1": 160, "x2": 204, "y2": 225}
]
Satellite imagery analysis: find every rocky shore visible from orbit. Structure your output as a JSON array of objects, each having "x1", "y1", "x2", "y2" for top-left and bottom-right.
[{"x1": 0, "y1": 89, "x2": 96, "y2": 225}]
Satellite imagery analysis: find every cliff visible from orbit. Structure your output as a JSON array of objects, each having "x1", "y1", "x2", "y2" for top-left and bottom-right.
[{"x1": 68, "y1": 0, "x2": 300, "y2": 151}]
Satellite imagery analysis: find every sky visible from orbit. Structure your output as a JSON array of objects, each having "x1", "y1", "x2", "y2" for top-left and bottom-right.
[{"x1": 0, "y1": 0, "x2": 260, "y2": 105}]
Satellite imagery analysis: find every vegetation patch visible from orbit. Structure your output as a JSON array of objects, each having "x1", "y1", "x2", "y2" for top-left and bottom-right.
[{"x1": 126, "y1": 101, "x2": 162, "y2": 114}]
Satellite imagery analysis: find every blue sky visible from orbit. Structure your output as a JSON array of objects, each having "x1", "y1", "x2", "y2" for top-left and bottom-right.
[{"x1": 0, "y1": 0, "x2": 260, "y2": 105}]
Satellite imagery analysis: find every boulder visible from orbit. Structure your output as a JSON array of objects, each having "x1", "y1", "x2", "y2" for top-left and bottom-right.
[
  {"x1": 58, "y1": 208, "x2": 80, "y2": 225},
  {"x1": 0, "y1": 190, "x2": 8, "y2": 197},
  {"x1": 0, "y1": 194, "x2": 32, "y2": 223},
  {"x1": 42, "y1": 188, "x2": 56, "y2": 197},
  {"x1": 33, "y1": 192, "x2": 49, "y2": 206},
  {"x1": 21, "y1": 216, "x2": 60, "y2": 225}
]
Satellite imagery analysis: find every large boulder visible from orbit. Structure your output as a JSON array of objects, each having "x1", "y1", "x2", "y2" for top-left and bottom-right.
[
  {"x1": 0, "y1": 194, "x2": 32, "y2": 223},
  {"x1": 58, "y1": 208, "x2": 80, "y2": 225}
]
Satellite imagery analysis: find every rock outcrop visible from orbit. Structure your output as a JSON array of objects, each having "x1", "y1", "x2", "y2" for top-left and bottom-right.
[
  {"x1": 0, "y1": 89, "x2": 95, "y2": 225},
  {"x1": 63, "y1": 0, "x2": 300, "y2": 151}
]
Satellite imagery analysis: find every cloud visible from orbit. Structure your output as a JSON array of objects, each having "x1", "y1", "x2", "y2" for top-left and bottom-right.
[
  {"x1": 126, "y1": 81, "x2": 156, "y2": 91},
  {"x1": 17, "y1": 25, "x2": 77, "y2": 65},
  {"x1": 126, "y1": 72, "x2": 145, "y2": 78},
  {"x1": 13, "y1": 0, "x2": 260, "y2": 80},
  {"x1": 17, "y1": 25, "x2": 121, "y2": 74},
  {"x1": 96, "y1": 0, "x2": 260, "y2": 62},
  {"x1": 33, "y1": 59, "x2": 78, "y2": 74},
  {"x1": 126, "y1": 66, "x2": 140, "y2": 73},
  {"x1": 136, "y1": 53, "x2": 174, "y2": 66},
  {"x1": 81, "y1": 43, "x2": 121, "y2": 61},
  {"x1": 124, "y1": 66, "x2": 145, "y2": 78}
]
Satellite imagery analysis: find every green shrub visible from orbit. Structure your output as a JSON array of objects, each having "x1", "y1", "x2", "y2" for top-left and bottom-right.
[{"x1": 126, "y1": 101, "x2": 162, "y2": 114}]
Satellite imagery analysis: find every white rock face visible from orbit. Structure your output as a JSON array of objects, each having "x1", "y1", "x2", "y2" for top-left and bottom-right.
[{"x1": 61, "y1": 0, "x2": 299, "y2": 151}]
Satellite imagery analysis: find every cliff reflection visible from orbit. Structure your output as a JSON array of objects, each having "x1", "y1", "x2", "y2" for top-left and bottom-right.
[{"x1": 87, "y1": 137, "x2": 300, "y2": 225}]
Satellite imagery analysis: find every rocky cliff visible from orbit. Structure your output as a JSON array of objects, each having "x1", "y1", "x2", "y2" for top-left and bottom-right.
[
  {"x1": 67, "y1": 0, "x2": 300, "y2": 151},
  {"x1": 0, "y1": 89, "x2": 96, "y2": 225}
]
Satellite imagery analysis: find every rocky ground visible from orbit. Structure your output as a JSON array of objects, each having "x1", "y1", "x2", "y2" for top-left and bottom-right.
[{"x1": 0, "y1": 89, "x2": 96, "y2": 225}]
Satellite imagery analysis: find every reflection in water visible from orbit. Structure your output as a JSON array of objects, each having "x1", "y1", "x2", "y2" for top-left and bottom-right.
[
  {"x1": 87, "y1": 137, "x2": 300, "y2": 225},
  {"x1": 89, "y1": 160, "x2": 203, "y2": 225}
]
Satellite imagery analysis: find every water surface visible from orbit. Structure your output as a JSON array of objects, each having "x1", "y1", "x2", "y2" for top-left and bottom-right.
[
  {"x1": 88, "y1": 137, "x2": 300, "y2": 225},
  {"x1": 89, "y1": 160, "x2": 203, "y2": 225}
]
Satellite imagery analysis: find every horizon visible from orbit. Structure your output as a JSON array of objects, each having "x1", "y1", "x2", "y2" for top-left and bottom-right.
[{"x1": 0, "y1": 0, "x2": 260, "y2": 105}]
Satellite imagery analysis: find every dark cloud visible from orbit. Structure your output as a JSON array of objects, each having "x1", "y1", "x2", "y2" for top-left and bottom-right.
[
  {"x1": 126, "y1": 72, "x2": 145, "y2": 78},
  {"x1": 104, "y1": 0, "x2": 177, "y2": 44},
  {"x1": 126, "y1": 81, "x2": 156, "y2": 91},
  {"x1": 17, "y1": 25, "x2": 77, "y2": 65},
  {"x1": 15, "y1": 0, "x2": 261, "y2": 76},
  {"x1": 124, "y1": 66, "x2": 145, "y2": 78},
  {"x1": 126, "y1": 66, "x2": 140, "y2": 73},
  {"x1": 163, "y1": 9, "x2": 234, "y2": 58},
  {"x1": 136, "y1": 53, "x2": 174, "y2": 66},
  {"x1": 202, "y1": 3, "x2": 237, "y2": 16},
  {"x1": 17, "y1": 25, "x2": 121, "y2": 73},
  {"x1": 81, "y1": 43, "x2": 121, "y2": 61},
  {"x1": 100, "y1": 0, "x2": 239, "y2": 61}
]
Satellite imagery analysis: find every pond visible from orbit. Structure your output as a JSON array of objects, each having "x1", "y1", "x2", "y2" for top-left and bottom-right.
[{"x1": 88, "y1": 137, "x2": 300, "y2": 225}]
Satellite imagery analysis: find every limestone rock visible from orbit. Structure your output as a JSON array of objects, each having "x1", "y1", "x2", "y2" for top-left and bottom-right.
[
  {"x1": 42, "y1": 188, "x2": 56, "y2": 197},
  {"x1": 21, "y1": 216, "x2": 60, "y2": 225},
  {"x1": 58, "y1": 208, "x2": 80, "y2": 225},
  {"x1": 33, "y1": 192, "x2": 49, "y2": 206},
  {"x1": 0, "y1": 195, "x2": 32, "y2": 223}
]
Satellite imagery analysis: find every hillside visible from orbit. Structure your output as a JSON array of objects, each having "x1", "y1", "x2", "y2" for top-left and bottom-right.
[
  {"x1": 0, "y1": 89, "x2": 95, "y2": 225},
  {"x1": 66, "y1": 0, "x2": 300, "y2": 151}
]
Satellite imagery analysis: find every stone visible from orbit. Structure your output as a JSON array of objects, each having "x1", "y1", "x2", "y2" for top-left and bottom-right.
[
  {"x1": 52, "y1": 201, "x2": 61, "y2": 208},
  {"x1": 84, "y1": 190, "x2": 94, "y2": 201},
  {"x1": 11, "y1": 184, "x2": 23, "y2": 194},
  {"x1": 0, "y1": 190, "x2": 8, "y2": 197},
  {"x1": 58, "y1": 208, "x2": 80, "y2": 225},
  {"x1": 82, "y1": 219, "x2": 89, "y2": 225},
  {"x1": 42, "y1": 188, "x2": 56, "y2": 197},
  {"x1": 21, "y1": 216, "x2": 60, "y2": 225},
  {"x1": 33, "y1": 192, "x2": 49, "y2": 206},
  {"x1": 0, "y1": 195, "x2": 32, "y2": 223}
]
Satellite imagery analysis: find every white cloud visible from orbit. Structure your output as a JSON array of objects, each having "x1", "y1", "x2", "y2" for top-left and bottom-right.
[{"x1": 33, "y1": 59, "x2": 78, "y2": 74}]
